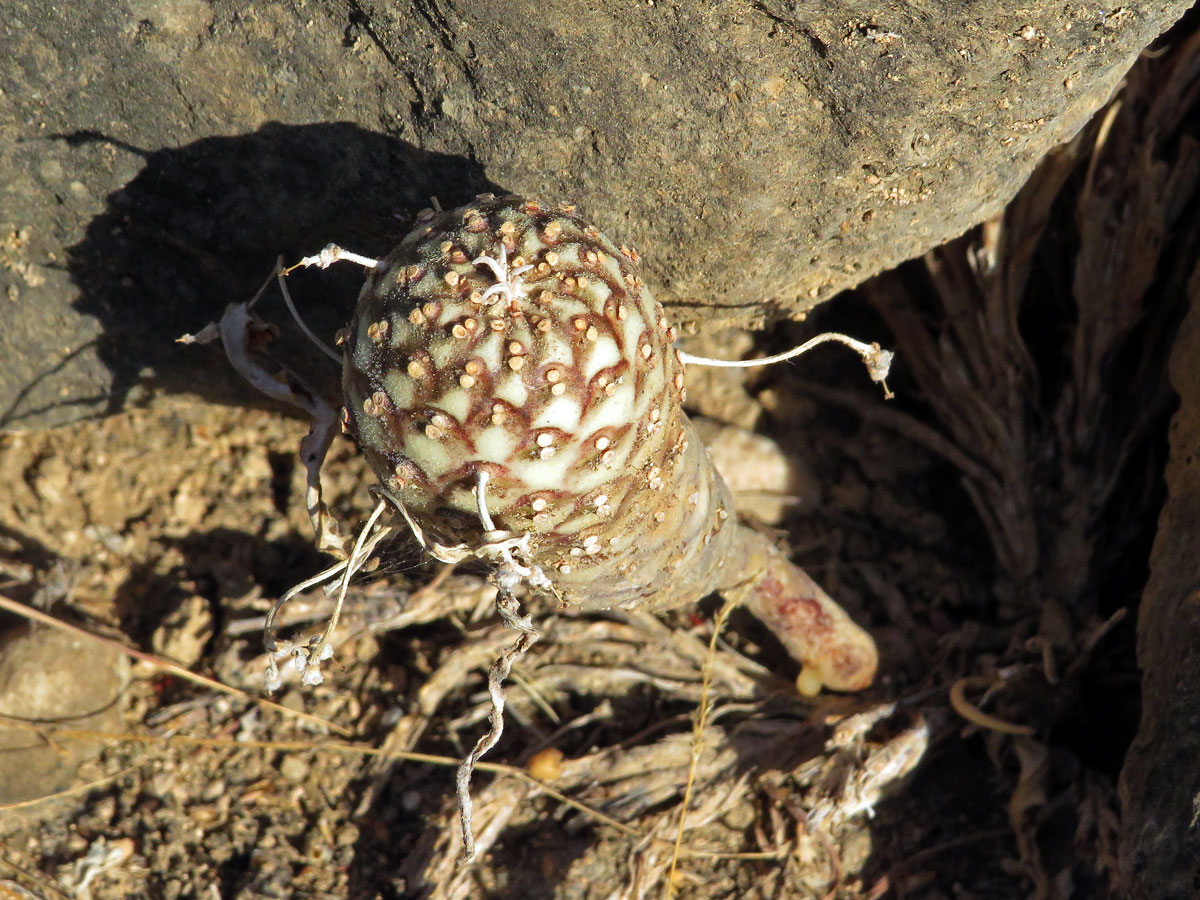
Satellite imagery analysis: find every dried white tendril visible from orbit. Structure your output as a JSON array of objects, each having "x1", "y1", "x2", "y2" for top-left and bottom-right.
[
  {"x1": 677, "y1": 331, "x2": 895, "y2": 399},
  {"x1": 453, "y1": 471, "x2": 549, "y2": 861},
  {"x1": 264, "y1": 493, "x2": 392, "y2": 691},
  {"x1": 291, "y1": 242, "x2": 382, "y2": 273},
  {"x1": 375, "y1": 467, "x2": 559, "y2": 859},
  {"x1": 471, "y1": 243, "x2": 534, "y2": 308}
]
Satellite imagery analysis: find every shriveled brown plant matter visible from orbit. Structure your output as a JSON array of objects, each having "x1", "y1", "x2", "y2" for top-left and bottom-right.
[{"x1": 1, "y1": 17, "x2": 1198, "y2": 900}]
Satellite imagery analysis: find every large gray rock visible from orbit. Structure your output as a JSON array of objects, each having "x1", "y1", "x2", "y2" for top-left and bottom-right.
[
  {"x1": 1119, "y1": 268, "x2": 1200, "y2": 900},
  {"x1": 0, "y1": 0, "x2": 1188, "y2": 428}
]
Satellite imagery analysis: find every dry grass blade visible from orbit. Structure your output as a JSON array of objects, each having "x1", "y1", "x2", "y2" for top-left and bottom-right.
[
  {"x1": 0, "y1": 763, "x2": 142, "y2": 813},
  {"x1": 0, "y1": 839, "x2": 73, "y2": 900},
  {"x1": 949, "y1": 677, "x2": 1035, "y2": 736},
  {"x1": 0, "y1": 721, "x2": 667, "y2": 850},
  {"x1": 663, "y1": 598, "x2": 737, "y2": 897}
]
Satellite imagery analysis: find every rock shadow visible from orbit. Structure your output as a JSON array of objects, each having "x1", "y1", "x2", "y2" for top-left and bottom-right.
[{"x1": 60, "y1": 122, "x2": 500, "y2": 418}]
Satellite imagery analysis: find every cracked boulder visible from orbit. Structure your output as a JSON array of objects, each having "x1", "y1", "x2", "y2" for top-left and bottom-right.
[{"x1": 0, "y1": 0, "x2": 1190, "y2": 427}]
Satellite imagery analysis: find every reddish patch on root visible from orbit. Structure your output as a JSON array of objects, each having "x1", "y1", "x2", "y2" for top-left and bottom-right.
[
  {"x1": 755, "y1": 575, "x2": 836, "y2": 636},
  {"x1": 738, "y1": 548, "x2": 878, "y2": 692}
]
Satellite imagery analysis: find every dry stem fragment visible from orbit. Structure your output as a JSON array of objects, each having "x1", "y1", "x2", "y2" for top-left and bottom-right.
[{"x1": 208, "y1": 296, "x2": 345, "y2": 558}]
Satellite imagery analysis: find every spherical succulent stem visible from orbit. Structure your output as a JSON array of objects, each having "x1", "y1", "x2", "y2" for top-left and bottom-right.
[
  {"x1": 236, "y1": 193, "x2": 886, "y2": 856},
  {"x1": 335, "y1": 193, "x2": 879, "y2": 691}
]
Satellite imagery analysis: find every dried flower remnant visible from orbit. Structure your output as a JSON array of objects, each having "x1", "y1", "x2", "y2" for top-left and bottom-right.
[{"x1": 337, "y1": 196, "x2": 879, "y2": 693}]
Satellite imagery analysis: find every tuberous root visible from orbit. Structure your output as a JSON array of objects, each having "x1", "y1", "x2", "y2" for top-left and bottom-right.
[{"x1": 735, "y1": 539, "x2": 879, "y2": 693}]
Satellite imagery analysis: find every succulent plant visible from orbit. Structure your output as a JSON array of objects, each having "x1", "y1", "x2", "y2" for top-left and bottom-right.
[
  {"x1": 192, "y1": 192, "x2": 885, "y2": 859},
  {"x1": 340, "y1": 195, "x2": 878, "y2": 693}
]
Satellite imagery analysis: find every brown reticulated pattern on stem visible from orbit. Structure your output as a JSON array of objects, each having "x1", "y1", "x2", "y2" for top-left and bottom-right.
[{"x1": 342, "y1": 195, "x2": 742, "y2": 612}]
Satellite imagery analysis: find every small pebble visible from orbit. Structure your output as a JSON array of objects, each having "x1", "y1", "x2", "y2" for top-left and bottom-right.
[
  {"x1": 279, "y1": 756, "x2": 310, "y2": 783},
  {"x1": 527, "y1": 747, "x2": 565, "y2": 781}
]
